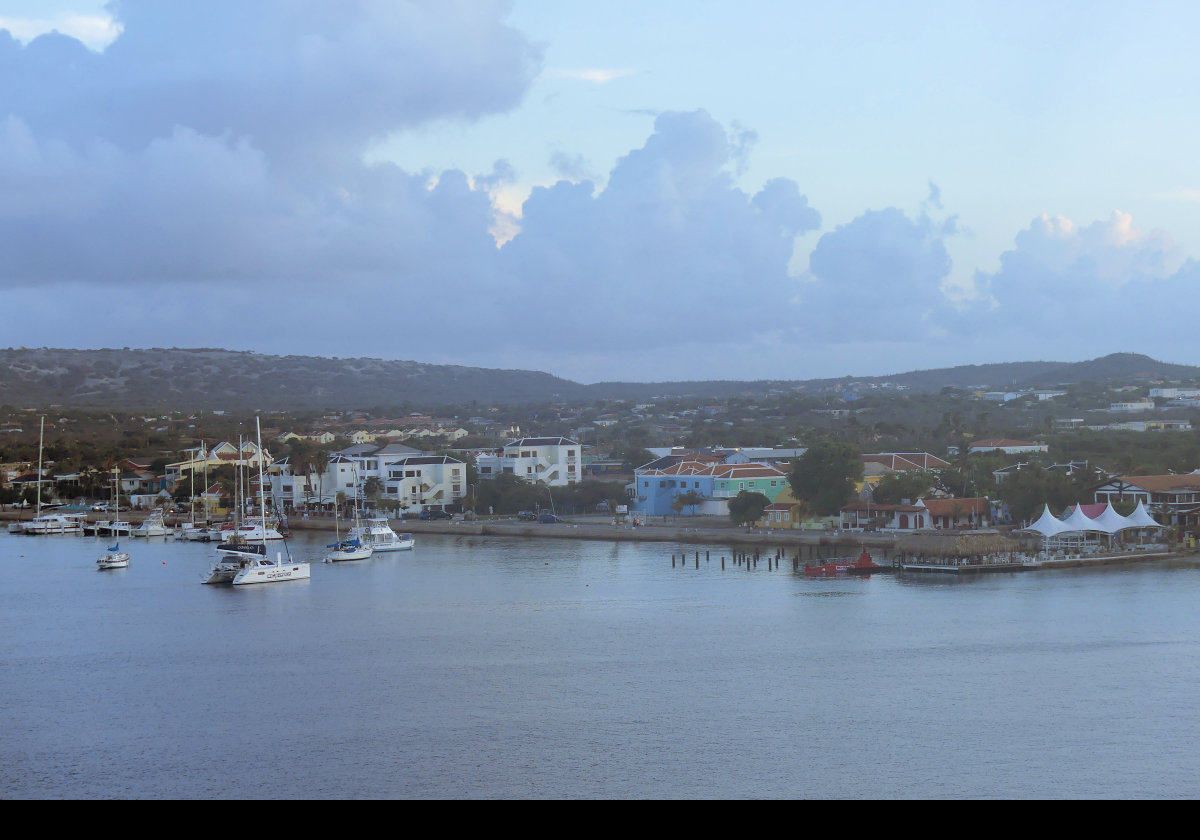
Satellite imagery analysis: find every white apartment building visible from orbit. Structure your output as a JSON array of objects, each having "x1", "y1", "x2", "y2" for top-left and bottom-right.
[
  {"x1": 382, "y1": 455, "x2": 467, "y2": 512},
  {"x1": 476, "y1": 437, "x2": 581, "y2": 486},
  {"x1": 269, "y1": 454, "x2": 360, "y2": 508},
  {"x1": 270, "y1": 447, "x2": 466, "y2": 513},
  {"x1": 1108, "y1": 400, "x2": 1156, "y2": 413}
]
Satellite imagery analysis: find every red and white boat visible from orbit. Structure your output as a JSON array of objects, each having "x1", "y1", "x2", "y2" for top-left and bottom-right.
[{"x1": 805, "y1": 550, "x2": 885, "y2": 576}]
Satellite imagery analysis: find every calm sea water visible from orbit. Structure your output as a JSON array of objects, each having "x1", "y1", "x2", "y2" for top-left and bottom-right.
[{"x1": 2, "y1": 528, "x2": 1200, "y2": 799}]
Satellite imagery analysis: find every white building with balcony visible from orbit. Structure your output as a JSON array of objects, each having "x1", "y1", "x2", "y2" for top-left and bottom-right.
[
  {"x1": 476, "y1": 437, "x2": 581, "y2": 486},
  {"x1": 383, "y1": 455, "x2": 467, "y2": 513}
]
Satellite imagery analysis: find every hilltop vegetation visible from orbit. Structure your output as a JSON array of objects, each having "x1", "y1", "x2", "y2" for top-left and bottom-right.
[{"x1": 0, "y1": 348, "x2": 1196, "y2": 411}]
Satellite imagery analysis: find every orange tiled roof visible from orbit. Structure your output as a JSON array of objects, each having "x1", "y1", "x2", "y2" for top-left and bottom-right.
[
  {"x1": 921, "y1": 497, "x2": 988, "y2": 516},
  {"x1": 1111, "y1": 474, "x2": 1200, "y2": 492}
]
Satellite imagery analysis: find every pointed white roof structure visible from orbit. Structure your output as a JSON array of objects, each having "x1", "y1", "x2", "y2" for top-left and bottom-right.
[
  {"x1": 1126, "y1": 500, "x2": 1164, "y2": 529},
  {"x1": 1059, "y1": 503, "x2": 1099, "y2": 533},
  {"x1": 1026, "y1": 504, "x2": 1068, "y2": 537},
  {"x1": 1089, "y1": 502, "x2": 1133, "y2": 534}
]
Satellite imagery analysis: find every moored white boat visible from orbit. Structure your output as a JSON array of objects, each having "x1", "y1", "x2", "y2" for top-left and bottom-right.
[
  {"x1": 203, "y1": 539, "x2": 311, "y2": 585},
  {"x1": 100, "y1": 520, "x2": 133, "y2": 537},
  {"x1": 231, "y1": 517, "x2": 284, "y2": 542},
  {"x1": 203, "y1": 417, "x2": 309, "y2": 586},
  {"x1": 174, "y1": 522, "x2": 211, "y2": 541},
  {"x1": 22, "y1": 512, "x2": 86, "y2": 535},
  {"x1": 350, "y1": 516, "x2": 414, "y2": 552},
  {"x1": 131, "y1": 510, "x2": 168, "y2": 537},
  {"x1": 324, "y1": 537, "x2": 374, "y2": 562},
  {"x1": 324, "y1": 480, "x2": 373, "y2": 562},
  {"x1": 232, "y1": 549, "x2": 311, "y2": 584},
  {"x1": 97, "y1": 541, "x2": 130, "y2": 569},
  {"x1": 97, "y1": 471, "x2": 131, "y2": 569}
]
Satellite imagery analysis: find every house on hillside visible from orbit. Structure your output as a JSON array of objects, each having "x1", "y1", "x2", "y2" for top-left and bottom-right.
[{"x1": 967, "y1": 439, "x2": 1048, "y2": 455}]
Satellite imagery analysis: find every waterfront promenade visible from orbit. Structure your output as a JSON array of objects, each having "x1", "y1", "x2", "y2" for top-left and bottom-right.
[{"x1": 2, "y1": 508, "x2": 1192, "y2": 570}]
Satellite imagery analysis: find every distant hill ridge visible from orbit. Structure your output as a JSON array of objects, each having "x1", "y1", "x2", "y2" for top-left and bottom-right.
[{"x1": 0, "y1": 348, "x2": 1194, "y2": 410}]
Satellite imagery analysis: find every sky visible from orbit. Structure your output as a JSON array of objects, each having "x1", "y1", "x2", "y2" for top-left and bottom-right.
[{"x1": 2, "y1": 1, "x2": 1199, "y2": 384}]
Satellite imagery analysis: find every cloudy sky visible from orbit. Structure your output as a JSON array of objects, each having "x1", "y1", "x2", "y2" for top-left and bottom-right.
[{"x1": 3, "y1": 1, "x2": 1199, "y2": 383}]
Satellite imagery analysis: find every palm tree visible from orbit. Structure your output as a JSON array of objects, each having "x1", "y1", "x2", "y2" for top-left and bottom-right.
[{"x1": 363, "y1": 476, "x2": 384, "y2": 510}]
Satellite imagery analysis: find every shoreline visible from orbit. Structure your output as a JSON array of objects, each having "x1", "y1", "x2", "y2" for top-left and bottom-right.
[{"x1": 4, "y1": 509, "x2": 1196, "y2": 571}]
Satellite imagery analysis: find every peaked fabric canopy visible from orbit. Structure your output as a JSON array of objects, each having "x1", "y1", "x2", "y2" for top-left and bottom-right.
[
  {"x1": 1025, "y1": 504, "x2": 1067, "y2": 537},
  {"x1": 1126, "y1": 501, "x2": 1163, "y2": 528},
  {"x1": 1022, "y1": 501, "x2": 1164, "y2": 536},
  {"x1": 1059, "y1": 504, "x2": 1100, "y2": 533},
  {"x1": 1090, "y1": 503, "x2": 1132, "y2": 534}
]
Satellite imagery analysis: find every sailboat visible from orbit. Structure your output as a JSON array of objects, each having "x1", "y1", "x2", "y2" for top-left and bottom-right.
[
  {"x1": 97, "y1": 469, "x2": 130, "y2": 569},
  {"x1": 175, "y1": 452, "x2": 208, "y2": 541},
  {"x1": 204, "y1": 417, "x2": 310, "y2": 585},
  {"x1": 324, "y1": 471, "x2": 373, "y2": 562},
  {"x1": 23, "y1": 416, "x2": 85, "y2": 535}
]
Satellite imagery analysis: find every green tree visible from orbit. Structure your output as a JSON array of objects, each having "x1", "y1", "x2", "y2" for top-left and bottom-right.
[
  {"x1": 670, "y1": 494, "x2": 687, "y2": 517},
  {"x1": 788, "y1": 440, "x2": 863, "y2": 516},
  {"x1": 871, "y1": 469, "x2": 937, "y2": 504},
  {"x1": 678, "y1": 489, "x2": 704, "y2": 515},
  {"x1": 728, "y1": 490, "x2": 770, "y2": 526},
  {"x1": 997, "y1": 465, "x2": 1082, "y2": 522},
  {"x1": 362, "y1": 476, "x2": 385, "y2": 506}
]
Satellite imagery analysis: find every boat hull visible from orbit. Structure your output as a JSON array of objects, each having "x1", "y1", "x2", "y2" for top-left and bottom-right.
[
  {"x1": 325, "y1": 546, "x2": 374, "y2": 562},
  {"x1": 232, "y1": 561, "x2": 311, "y2": 584},
  {"x1": 97, "y1": 552, "x2": 130, "y2": 569}
]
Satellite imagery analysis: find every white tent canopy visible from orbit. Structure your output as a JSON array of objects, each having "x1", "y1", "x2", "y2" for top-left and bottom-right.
[
  {"x1": 1025, "y1": 504, "x2": 1067, "y2": 537},
  {"x1": 1023, "y1": 502, "x2": 1164, "y2": 536},
  {"x1": 1126, "y1": 501, "x2": 1163, "y2": 529},
  {"x1": 1090, "y1": 503, "x2": 1132, "y2": 534},
  {"x1": 1059, "y1": 504, "x2": 1100, "y2": 534}
]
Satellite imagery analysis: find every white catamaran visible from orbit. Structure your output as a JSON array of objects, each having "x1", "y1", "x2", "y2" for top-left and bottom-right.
[{"x1": 203, "y1": 417, "x2": 310, "y2": 586}]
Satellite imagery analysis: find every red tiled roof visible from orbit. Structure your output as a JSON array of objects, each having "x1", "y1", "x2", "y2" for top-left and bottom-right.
[{"x1": 921, "y1": 497, "x2": 988, "y2": 516}]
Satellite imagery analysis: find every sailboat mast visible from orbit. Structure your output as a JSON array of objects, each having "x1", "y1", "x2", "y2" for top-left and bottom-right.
[
  {"x1": 36, "y1": 415, "x2": 44, "y2": 518},
  {"x1": 202, "y1": 439, "x2": 209, "y2": 523},
  {"x1": 256, "y1": 416, "x2": 267, "y2": 533},
  {"x1": 189, "y1": 453, "x2": 195, "y2": 525}
]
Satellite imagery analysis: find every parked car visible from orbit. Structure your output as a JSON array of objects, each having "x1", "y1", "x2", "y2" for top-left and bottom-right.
[
  {"x1": 517, "y1": 510, "x2": 538, "y2": 522},
  {"x1": 419, "y1": 509, "x2": 453, "y2": 520},
  {"x1": 538, "y1": 513, "x2": 563, "y2": 524}
]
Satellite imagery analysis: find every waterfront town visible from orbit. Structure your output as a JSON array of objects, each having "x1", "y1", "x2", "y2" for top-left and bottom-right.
[{"x1": 4, "y1": 358, "x2": 1200, "y2": 572}]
